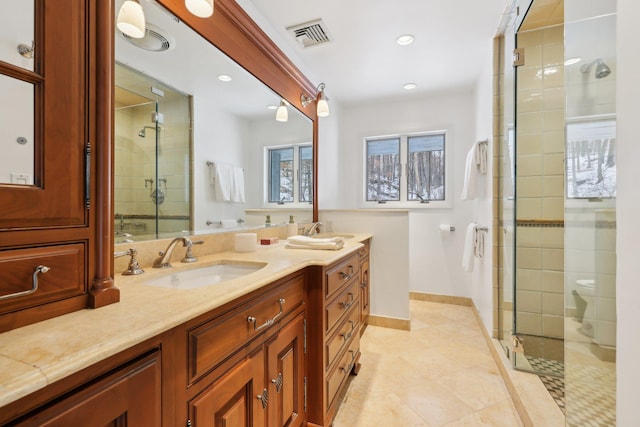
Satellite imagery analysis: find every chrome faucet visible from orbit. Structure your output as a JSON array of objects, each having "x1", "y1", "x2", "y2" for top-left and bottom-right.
[
  {"x1": 303, "y1": 222, "x2": 322, "y2": 236},
  {"x1": 153, "y1": 237, "x2": 203, "y2": 268}
]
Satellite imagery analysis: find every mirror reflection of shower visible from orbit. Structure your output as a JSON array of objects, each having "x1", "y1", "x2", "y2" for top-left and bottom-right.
[
  {"x1": 580, "y1": 58, "x2": 611, "y2": 79},
  {"x1": 138, "y1": 126, "x2": 162, "y2": 138}
]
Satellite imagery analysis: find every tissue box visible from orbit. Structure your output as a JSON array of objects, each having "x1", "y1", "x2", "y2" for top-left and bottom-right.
[{"x1": 260, "y1": 237, "x2": 279, "y2": 245}]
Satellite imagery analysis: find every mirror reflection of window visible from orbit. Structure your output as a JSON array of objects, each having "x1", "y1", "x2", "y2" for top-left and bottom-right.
[
  {"x1": 566, "y1": 119, "x2": 616, "y2": 199},
  {"x1": 267, "y1": 144, "x2": 312, "y2": 204}
]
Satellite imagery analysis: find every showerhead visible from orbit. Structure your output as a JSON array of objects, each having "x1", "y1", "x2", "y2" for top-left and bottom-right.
[
  {"x1": 138, "y1": 128, "x2": 146, "y2": 137},
  {"x1": 581, "y1": 58, "x2": 611, "y2": 79}
]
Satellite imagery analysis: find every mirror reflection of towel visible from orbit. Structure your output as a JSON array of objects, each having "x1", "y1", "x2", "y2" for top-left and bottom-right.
[{"x1": 208, "y1": 162, "x2": 245, "y2": 203}]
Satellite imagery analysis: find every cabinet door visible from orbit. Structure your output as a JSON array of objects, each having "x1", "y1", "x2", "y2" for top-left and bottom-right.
[
  {"x1": 189, "y1": 349, "x2": 267, "y2": 427},
  {"x1": 359, "y1": 259, "x2": 370, "y2": 328},
  {"x1": 0, "y1": 0, "x2": 89, "y2": 230},
  {"x1": 13, "y1": 351, "x2": 161, "y2": 426},
  {"x1": 266, "y1": 312, "x2": 305, "y2": 427}
]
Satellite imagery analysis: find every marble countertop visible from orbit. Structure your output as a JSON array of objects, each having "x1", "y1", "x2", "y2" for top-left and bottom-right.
[{"x1": 0, "y1": 233, "x2": 371, "y2": 408}]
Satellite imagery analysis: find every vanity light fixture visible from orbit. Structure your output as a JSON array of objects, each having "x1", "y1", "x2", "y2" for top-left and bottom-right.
[
  {"x1": 275, "y1": 100, "x2": 289, "y2": 122},
  {"x1": 301, "y1": 82, "x2": 330, "y2": 117},
  {"x1": 396, "y1": 34, "x2": 415, "y2": 46},
  {"x1": 185, "y1": 0, "x2": 214, "y2": 18},
  {"x1": 117, "y1": 0, "x2": 146, "y2": 39},
  {"x1": 403, "y1": 83, "x2": 417, "y2": 90}
]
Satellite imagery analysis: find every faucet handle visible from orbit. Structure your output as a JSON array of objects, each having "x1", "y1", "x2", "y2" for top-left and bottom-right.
[
  {"x1": 115, "y1": 248, "x2": 144, "y2": 275},
  {"x1": 182, "y1": 240, "x2": 204, "y2": 263}
]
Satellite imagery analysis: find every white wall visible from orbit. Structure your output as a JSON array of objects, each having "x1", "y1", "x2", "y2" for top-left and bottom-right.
[{"x1": 615, "y1": 0, "x2": 640, "y2": 424}]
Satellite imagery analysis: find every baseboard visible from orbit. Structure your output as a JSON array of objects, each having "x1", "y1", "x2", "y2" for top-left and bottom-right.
[
  {"x1": 368, "y1": 315, "x2": 410, "y2": 331},
  {"x1": 409, "y1": 291, "x2": 472, "y2": 306}
]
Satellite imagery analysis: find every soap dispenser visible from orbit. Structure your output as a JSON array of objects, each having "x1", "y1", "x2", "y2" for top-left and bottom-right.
[
  {"x1": 265, "y1": 215, "x2": 271, "y2": 226},
  {"x1": 286, "y1": 215, "x2": 297, "y2": 237}
]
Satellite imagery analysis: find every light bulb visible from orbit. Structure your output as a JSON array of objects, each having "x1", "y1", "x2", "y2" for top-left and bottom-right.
[
  {"x1": 276, "y1": 101, "x2": 288, "y2": 122},
  {"x1": 185, "y1": 0, "x2": 214, "y2": 18},
  {"x1": 117, "y1": 0, "x2": 146, "y2": 39}
]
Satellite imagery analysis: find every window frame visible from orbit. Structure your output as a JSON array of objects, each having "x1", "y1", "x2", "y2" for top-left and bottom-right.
[
  {"x1": 264, "y1": 142, "x2": 313, "y2": 207},
  {"x1": 361, "y1": 130, "x2": 451, "y2": 209}
]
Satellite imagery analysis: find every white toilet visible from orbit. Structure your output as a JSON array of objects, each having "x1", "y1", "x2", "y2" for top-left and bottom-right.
[{"x1": 575, "y1": 279, "x2": 596, "y2": 337}]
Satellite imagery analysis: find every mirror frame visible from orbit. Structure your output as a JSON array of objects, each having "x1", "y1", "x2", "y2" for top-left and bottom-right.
[{"x1": 94, "y1": 0, "x2": 318, "y2": 291}]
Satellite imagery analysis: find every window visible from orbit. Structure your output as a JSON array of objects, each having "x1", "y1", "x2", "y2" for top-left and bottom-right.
[
  {"x1": 267, "y1": 144, "x2": 313, "y2": 204},
  {"x1": 365, "y1": 131, "x2": 447, "y2": 205}
]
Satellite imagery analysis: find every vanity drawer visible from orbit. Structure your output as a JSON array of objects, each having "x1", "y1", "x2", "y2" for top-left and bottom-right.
[
  {"x1": 325, "y1": 253, "x2": 359, "y2": 300},
  {"x1": 188, "y1": 273, "x2": 304, "y2": 383},
  {"x1": 326, "y1": 303, "x2": 359, "y2": 370},
  {"x1": 326, "y1": 329, "x2": 360, "y2": 408},
  {"x1": 0, "y1": 243, "x2": 86, "y2": 314},
  {"x1": 325, "y1": 279, "x2": 358, "y2": 334}
]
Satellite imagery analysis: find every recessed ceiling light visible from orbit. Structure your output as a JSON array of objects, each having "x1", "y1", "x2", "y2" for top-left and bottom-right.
[
  {"x1": 267, "y1": 105, "x2": 278, "y2": 110},
  {"x1": 403, "y1": 83, "x2": 417, "y2": 90},
  {"x1": 217, "y1": 74, "x2": 232, "y2": 82},
  {"x1": 396, "y1": 34, "x2": 415, "y2": 46},
  {"x1": 564, "y1": 57, "x2": 582, "y2": 66}
]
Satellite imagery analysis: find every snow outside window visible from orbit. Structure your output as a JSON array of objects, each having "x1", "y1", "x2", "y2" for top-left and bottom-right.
[
  {"x1": 266, "y1": 143, "x2": 313, "y2": 204},
  {"x1": 364, "y1": 131, "x2": 447, "y2": 205}
]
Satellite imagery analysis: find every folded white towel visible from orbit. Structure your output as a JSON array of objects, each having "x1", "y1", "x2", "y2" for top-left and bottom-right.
[
  {"x1": 209, "y1": 162, "x2": 233, "y2": 202},
  {"x1": 462, "y1": 222, "x2": 477, "y2": 272},
  {"x1": 231, "y1": 167, "x2": 245, "y2": 203},
  {"x1": 286, "y1": 241, "x2": 344, "y2": 251},
  {"x1": 288, "y1": 235, "x2": 344, "y2": 245},
  {"x1": 221, "y1": 219, "x2": 237, "y2": 228},
  {"x1": 460, "y1": 140, "x2": 488, "y2": 200}
]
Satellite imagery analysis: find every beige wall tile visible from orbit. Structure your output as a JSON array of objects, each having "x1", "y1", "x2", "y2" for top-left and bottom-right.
[
  {"x1": 517, "y1": 247, "x2": 542, "y2": 269},
  {"x1": 518, "y1": 112, "x2": 543, "y2": 133},
  {"x1": 518, "y1": 133, "x2": 543, "y2": 155},
  {"x1": 543, "y1": 248, "x2": 564, "y2": 271},
  {"x1": 543, "y1": 176, "x2": 564, "y2": 197},
  {"x1": 518, "y1": 268, "x2": 542, "y2": 291},
  {"x1": 522, "y1": 44, "x2": 542, "y2": 69},
  {"x1": 543, "y1": 153, "x2": 565, "y2": 175},
  {"x1": 517, "y1": 226, "x2": 543, "y2": 248},
  {"x1": 542, "y1": 314, "x2": 564, "y2": 338},
  {"x1": 542, "y1": 109, "x2": 565, "y2": 132},
  {"x1": 542, "y1": 25, "x2": 563, "y2": 45},
  {"x1": 517, "y1": 290, "x2": 542, "y2": 313},
  {"x1": 517, "y1": 198, "x2": 542, "y2": 219},
  {"x1": 542, "y1": 65, "x2": 564, "y2": 88},
  {"x1": 542, "y1": 292, "x2": 564, "y2": 316},
  {"x1": 518, "y1": 176, "x2": 543, "y2": 197},
  {"x1": 518, "y1": 68, "x2": 543, "y2": 92},
  {"x1": 542, "y1": 227, "x2": 564, "y2": 249},
  {"x1": 542, "y1": 43, "x2": 563, "y2": 67},
  {"x1": 516, "y1": 311, "x2": 542, "y2": 335},
  {"x1": 542, "y1": 197, "x2": 564, "y2": 219},
  {"x1": 517, "y1": 155, "x2": 543, "y2": 177},
  {"x1": 542, "y1": 270, "x2": 564, "y2": 293},
  {"x1": 518, "y1": 90, "x2": 544, "y2": 113},
  {"x1": 544, "y1": 87, "x2": 565, "y2": 110},
  {"x1": 542, "y1": 131, "x2": 564, "y2": 153},
  {"x1": 517, "y1": 29, "x2": 543, "y2": 48}
]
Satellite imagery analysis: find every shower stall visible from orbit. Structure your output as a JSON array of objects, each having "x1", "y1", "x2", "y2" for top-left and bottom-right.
[
  {"x1": 114, "y1": 63, "x2": 192, "y2": 241},
  {"x1": 496, "y1": 0, "x2": 616, "y2": 425}
]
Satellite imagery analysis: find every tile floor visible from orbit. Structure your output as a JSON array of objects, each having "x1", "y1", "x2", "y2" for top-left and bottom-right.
[{"x1": 333, "y1": 300, "x2": 523, "y2": 427}]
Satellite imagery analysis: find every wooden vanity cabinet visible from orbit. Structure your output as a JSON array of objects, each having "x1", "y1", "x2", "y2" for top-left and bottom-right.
[
  {"x1": 0, "y1": 0, "x2": 117, "y2": 333},
  {"x1": 358, "y1": 239, "x2": 371, "y2": 334},
  {"x1": 184, "y1": 272, "x2": 307, "y2": 427},
  {"x1": 307, "y1": 253, "x2": 362, "y2": 427}
]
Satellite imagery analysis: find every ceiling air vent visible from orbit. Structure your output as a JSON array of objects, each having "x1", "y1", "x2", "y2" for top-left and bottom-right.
[
  {"x1": 121, "y1": 23, "x2": 175, "y2": 52},
  {"x1": 287, "y1": 19, "x2": 333, "y2": 48}
]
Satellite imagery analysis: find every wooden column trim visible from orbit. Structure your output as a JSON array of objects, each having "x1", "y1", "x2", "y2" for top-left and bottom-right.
[{"x1": 90, "y1": 0, "x2": 119, "y2": 307}]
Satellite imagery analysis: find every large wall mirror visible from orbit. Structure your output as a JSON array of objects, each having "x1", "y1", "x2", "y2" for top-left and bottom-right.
[{"x1": 114, "y1": 0, "x2": 314, "y2": 242}]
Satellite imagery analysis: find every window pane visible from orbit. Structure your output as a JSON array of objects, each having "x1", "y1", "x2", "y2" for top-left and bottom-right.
[
  {"x1": 268, "y1": 147, "x2": 294, "y2": 203},
  {"x1": 299, "y1": 145, "x2": 313, "y2": 202},
  {"x1": 407, "y1": 134, "x2": 445, "y2": 201},
  {"x1": 366, "y1": 138, "x2": 400, "y2": 201}
]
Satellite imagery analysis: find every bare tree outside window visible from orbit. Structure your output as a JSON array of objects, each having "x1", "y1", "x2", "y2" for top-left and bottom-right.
[
  {"x1": 407, "y1": 134, "x2": 445, "y2": 201},
  {"x1": 566, "y1": 120, "x2": 616, "y2": 199},
  {"x1": 366, "y1": 138, "x2": 401, "y2": 201}
]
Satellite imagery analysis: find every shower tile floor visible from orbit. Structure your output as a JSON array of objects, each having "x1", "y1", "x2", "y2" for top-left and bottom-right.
[{"x1": 332, "y1": 300, "x2": 523, "y2": 426}]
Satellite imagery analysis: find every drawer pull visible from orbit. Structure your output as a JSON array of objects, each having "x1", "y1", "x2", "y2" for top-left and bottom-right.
[
  {"x1": 341, "y1": 320, "x2": 356, "y2": 341},
  {"x1": 339, "y1": 265, "x2": 355, "y2": 281},
  {"x1": 340, "y1": 350, "x2": 356, "y2": 374},
  {"x1": 248, "y1": 298, "x2": 285, "y2": 332},
  {"x1": 271, "y1": 372, "x2": 283, "y2": 392},
  {"x1": 339, "y1": 292, "x2": 355, "y2": 310},
  {"x1": 0, "y1": 265, "x2": 50, "y2": 301},
  {"x1": 257, "y1": 388, "x2": 269, "y2": 409}
]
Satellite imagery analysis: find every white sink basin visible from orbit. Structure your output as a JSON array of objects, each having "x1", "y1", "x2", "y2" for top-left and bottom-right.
[{"x1": 143, "y1": 261, "x2": 267, "y2": 289}]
